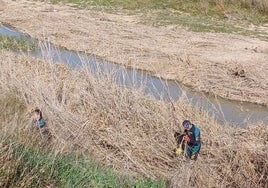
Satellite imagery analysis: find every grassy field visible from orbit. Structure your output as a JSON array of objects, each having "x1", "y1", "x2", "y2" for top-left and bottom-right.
[
  {"x1": 37, "y1": 0, "x2": 268, "y2": 38},
  {"x1": 0, "y1": 94, "x2": 164, "y2": 188},
  {"x1": 48, "y1": 0, "x2": 268, "y2": 15},
  {"x1": 0, "y1": 50, "x2": 267, "y2": 187},
  {"x1": 0, "y1": 138, "x2": 164, "y2": 187},
  {"x1": 47, "y1": 0, "x2": 268, "y2": 22},
  {"x1": 1, "y1": 1, "x2": 267, "y2": 187}
]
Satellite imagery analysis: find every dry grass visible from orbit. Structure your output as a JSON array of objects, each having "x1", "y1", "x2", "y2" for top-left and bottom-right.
[
  {"x1": 48, "y1": 0, "x2": 268, "y2": 15},
  {"x1": 235, "y1": 0, "x2": 268, "y2": 13},
  {"x1": 0, "y1": 50, "x2": 267, "y2": 187},
  {"x1": 2, "y1": 0, "x2": 268, "y2": 107},
  {"x1": 200, "y1": 0, "x2": 268, "y2": 14}
]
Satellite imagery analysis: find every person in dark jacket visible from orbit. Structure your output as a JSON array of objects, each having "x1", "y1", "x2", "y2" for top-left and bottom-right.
[{"x1": 174, "y1": 120, "x2": 201, "y2": 160}]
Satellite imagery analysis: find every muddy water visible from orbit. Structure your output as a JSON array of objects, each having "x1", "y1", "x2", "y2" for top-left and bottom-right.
[{"x1": 1, "y1": 25, "x2": 267, "y2": 126}]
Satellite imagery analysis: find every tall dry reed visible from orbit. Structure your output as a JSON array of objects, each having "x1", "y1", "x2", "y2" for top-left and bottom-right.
[{"x1": 0, "y1": 50, "x2": 267, "y2": 187}]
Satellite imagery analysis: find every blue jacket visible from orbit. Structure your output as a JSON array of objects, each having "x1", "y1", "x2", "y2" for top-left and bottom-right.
[
  {"x1": 185, "y1": 125, "x2": 201, "y2": 154},
  {"x1": 38, "y1": 118, "x2": 46, "y2": 128}
]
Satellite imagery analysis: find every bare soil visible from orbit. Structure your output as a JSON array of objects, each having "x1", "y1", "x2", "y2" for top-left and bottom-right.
[{"x1": 1, "y1": 0, "x2": 268, "y2": 106}]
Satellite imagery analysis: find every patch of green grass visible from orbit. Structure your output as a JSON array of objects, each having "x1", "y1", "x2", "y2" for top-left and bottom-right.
[
  {"x1": 141, "y1": 11, "x2": 240, "y2": 32},
  {"x1": 46, "y1": 0, "x2": 268, "y2": 22},
  {"x1": 0, "y1": 35, "x2": 37, "y2": 51},
  {"x1": 140, "y1": 10, "x2": 268, "y2": 40},
  {"x1": 41, "y1": 0, "x2": 268, "y2": 38},
  {"x1": 0, "y1": 137, "x2": 165, "y2": 188}
]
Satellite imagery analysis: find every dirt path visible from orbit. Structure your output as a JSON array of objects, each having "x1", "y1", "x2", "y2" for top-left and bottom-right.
[{"x1": 1, "y1": 0, "x2": 268, "y2": 106}]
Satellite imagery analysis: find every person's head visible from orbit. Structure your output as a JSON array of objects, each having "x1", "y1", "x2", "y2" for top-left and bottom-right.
[
  {"x1": 33, "y1": 108, "x2": 42, "y2": 121},
  {"x1": 182, "y1": 120, "x2": 192, "y2": 130}
]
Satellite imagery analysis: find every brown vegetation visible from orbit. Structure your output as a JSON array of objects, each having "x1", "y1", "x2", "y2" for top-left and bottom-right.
[
  {"x1": 0, "y1": 50, "x2": 267, "y2": 187},
  {"x1": 1, "y1": 0, "x2": 268, "y2": 106},
  {"x1": 240, "y1": 0, "x2": 268, "y2": 14},
  {"x1": 0, "y1": 0, "x2": 6, "y2": 11},
  {"x1": 199, "y1": 0, "x2": 268, "y2": 14}
]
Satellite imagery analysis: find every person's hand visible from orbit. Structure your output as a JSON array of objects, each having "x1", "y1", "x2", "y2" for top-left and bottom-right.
[
  {"x1": 191, "y1": 153, "x2": 197, "y2": 160},
  {"x1": 184, "y1": 135, "x2": 190, "y2": 142},
  {"x1": 175, "y1": 148, "x2": 183, "y2": 155}
]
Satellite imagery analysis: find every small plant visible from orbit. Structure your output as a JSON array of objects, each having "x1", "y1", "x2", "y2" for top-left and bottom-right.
[{"x1": 0, "y1": 35, "x2": 37, "y2": 51}]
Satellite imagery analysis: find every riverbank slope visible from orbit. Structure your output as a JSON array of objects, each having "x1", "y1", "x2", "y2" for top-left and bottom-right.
[
  {"x1": 0, "y1": 0, "x2": 268, "y2": 106},
  {"x1": 0, "y1": 50, "x2": 267, "y2": 187}
]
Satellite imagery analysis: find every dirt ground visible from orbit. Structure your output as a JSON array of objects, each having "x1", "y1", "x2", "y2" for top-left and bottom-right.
[{"x1": 0, "y1": 0, "x2": 268, "y2": 106}]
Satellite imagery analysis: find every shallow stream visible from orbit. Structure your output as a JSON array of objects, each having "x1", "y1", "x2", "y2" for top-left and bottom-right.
[{"x1": 1, "y1": 25, "x2": 267, "y2": 126}]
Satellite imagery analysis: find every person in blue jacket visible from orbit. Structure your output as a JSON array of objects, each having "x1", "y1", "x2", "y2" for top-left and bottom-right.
[
  {"x1": 33, "y1": 108, "x2": 46, "y2": 128},
  {"x1": 32, "y1": 108, "x2": 52, "y2": 142},
  {"x1": 174, "y1": 120, "x2": 201, "y2": 160}
]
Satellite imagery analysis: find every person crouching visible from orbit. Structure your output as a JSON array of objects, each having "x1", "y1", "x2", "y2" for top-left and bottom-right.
[
  {"x1": 174, "y1": 120, "x2": 201, "y2": 160},
  {"x1": 33, "y1": 108, "x2": 46, "y2": 128}
]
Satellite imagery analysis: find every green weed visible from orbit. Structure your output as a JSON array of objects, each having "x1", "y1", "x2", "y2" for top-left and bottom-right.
[
  {"x1": 0, "y1": 36, "x2": 37, "y2": 51},
  {"x1": 0, "y1": 136, "x2": 165, "y2": 188}
]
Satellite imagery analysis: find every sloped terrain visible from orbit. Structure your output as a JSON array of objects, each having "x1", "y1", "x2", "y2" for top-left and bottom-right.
[
  {"x1": 0, "y1": 51, "x2": 267, "y2": 187},
  {"x1": 0, "y1": 0, "x2": 268, "y2": 106}
]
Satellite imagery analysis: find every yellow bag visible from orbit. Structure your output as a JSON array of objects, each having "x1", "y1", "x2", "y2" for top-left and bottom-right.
[{"x1": 175, "y1": 148, "x2": 183, "y2": 155}]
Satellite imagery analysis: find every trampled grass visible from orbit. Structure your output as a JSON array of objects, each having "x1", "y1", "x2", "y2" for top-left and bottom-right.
[{"x1": 0, "y1": 49, "x2": 267, "y2": 187}]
